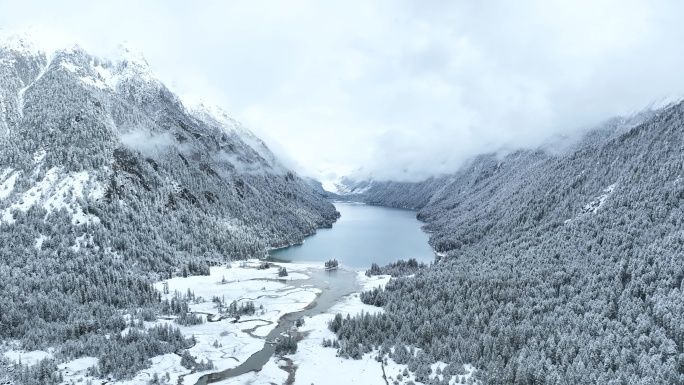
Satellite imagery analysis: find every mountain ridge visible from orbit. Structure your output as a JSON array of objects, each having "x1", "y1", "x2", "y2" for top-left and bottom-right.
[
  {"x1": 329, "y1": 107, "x2": 661, "y2": 211},
  {"x1": 0, "y1": 35, "x2": 339, "y2": 259}
]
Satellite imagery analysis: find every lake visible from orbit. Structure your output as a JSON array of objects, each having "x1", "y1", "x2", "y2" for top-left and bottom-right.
[{"x1": 268, "y1": 202, "x2": 435, "y2": 269}]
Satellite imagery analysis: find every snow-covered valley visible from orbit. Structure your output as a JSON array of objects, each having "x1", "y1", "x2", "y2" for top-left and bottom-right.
[
  {"x1": 3, "y1": 261, "x2": 472, "y2": 385},
  {"x1": 6, "y1": 10, "x2": 684, "y2": 384}
]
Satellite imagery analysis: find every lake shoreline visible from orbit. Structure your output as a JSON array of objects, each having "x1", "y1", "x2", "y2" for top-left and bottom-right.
[{"x1": 267, "y1": 202, "x2": 436, "y2": 270}]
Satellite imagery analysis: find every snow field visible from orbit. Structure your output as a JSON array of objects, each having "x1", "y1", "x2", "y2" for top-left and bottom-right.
[
  {"x1": 58, "y1": 356, "x2": 98, "y2": 384},
  {"x1": 1, "y1": 166, "x2": 104, "y2": 225},
  {"x1": 3, "y1": 349, "x2": 53, "y2": 367},
  {"x1": 0, "y1": 168, "x2": 19, "y2": 200}
]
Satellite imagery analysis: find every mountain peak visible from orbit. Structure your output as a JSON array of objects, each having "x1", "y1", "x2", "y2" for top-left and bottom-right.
[
  {"x1": 116, "y1": 42, "x2": 150, "y2": 68},
  {"x1": 0, "y1": 28, "x2": 153, "y2": 77},
  {"x1": 0, "y1": 32, "x2": 42, "y2": 57},
  {"x1": 0, "y1": 25, "x2": 77, "y2": 58},
  {"x1": 180, "y1": 96, "x2": 249, "y2": 135}
]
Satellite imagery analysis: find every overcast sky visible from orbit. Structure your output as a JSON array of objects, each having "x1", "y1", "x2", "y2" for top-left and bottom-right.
[{"x1": 2, "y1": 0, "x2": 684, "y2": 181}]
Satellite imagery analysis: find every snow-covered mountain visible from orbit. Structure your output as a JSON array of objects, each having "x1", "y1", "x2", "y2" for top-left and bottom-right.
[
  {"x1": 333, "y1": 109, "x2": 661, "y2": 209},
  {"x1": 0, "y1": 34, "x2": 339, "y2": 263},
  {"x1": 328, "y1": 102, "x2": 684, "y2": 383},
  {"x1": 0, "y1": 35, "x2": 341, "y2": 383}
]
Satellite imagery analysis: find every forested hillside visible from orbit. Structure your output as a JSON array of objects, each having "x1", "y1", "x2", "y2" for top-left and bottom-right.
[
  {"x1": 331, "y1": 104, "x2": 684, "y2": 383},
  {"x1": 0, "y1": 35, "x2": 337, "y2": 383}
]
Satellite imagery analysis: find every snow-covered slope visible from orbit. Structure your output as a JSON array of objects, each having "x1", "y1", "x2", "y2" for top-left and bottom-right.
[
  {"x1": 0, "y1": 34, "x2": 338, "y2": 261},
  {"x1": 0, "y1": 33, "x2": 342, "y2": 385},
  {"x1": 328, "y1": 99, "x2": 684, "y2": 383}
]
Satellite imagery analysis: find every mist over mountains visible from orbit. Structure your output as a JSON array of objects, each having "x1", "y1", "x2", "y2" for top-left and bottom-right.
[{"x1": 326, "y1": 98, "x2": 684, "y2": 383}]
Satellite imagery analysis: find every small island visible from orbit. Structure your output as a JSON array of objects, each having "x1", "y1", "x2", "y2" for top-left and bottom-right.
[{"x1": 324, "y1": 259, "x2": 339, "y2": 270}]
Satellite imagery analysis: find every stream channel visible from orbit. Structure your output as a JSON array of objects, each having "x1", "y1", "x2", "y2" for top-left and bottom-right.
[{"x1": 193, "y1": 268, "x2": 358, "y2": 384}]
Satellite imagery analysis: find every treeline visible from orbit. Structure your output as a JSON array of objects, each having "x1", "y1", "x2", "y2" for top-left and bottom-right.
[{"x1": 366, "y1": 258, "x2": 426, "y2": 277}]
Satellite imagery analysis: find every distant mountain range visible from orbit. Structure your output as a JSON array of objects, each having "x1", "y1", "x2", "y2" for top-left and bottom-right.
[{"x1": 328, "y1": 108, "x2": 663, "y2": 213}]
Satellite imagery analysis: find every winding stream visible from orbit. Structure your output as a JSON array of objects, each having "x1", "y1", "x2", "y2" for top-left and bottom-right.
[{"x1": 193, "y1": 268, "x2": 359, "y2": 384}]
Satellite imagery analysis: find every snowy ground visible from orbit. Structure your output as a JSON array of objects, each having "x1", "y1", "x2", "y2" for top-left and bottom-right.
[
  {"x1": 59, "y1": 356, "x2": 99, "y2": 384},
  {"x1": 225, "y1": 272, "x2": 480, "y2": 385},
  {"x1": 2, "y1": 348, "x2": 53, "y2": 367}
]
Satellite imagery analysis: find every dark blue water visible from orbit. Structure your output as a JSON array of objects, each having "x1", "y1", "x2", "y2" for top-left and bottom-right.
[{"x1": 269, "y1": 202, "x2": 435, "y2": 269}]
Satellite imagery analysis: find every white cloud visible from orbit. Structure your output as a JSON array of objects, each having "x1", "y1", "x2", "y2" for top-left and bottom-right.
[
  {"x1": 2, "y1": 0, "x2": 684, "y2": 181},
  {"x1": 119, "y1": 131, "x2": 177, "y2": 155}
]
